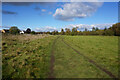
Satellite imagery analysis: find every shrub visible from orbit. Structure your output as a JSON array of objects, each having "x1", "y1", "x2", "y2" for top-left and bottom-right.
[
  {"x1": 31, "y1": 31, "x2": 36, "y2": 34},
  {"x1": 105, "y1": 29, "x2": 114, "y2": 36},
  {"x1": 9, "y1": 26, "x2": 20, "y2": 34}
]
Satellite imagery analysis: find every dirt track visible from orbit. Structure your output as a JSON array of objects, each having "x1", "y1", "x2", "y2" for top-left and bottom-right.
[
  {"x1": 61, "y1": 38, "x2": 117, "y2": 78},
  {"x1": 48, "y1": 36, "x2": 60, "y2": 78}
]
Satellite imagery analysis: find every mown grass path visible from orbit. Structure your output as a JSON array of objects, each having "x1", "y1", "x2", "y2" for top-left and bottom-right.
[{"x1": 62, "y1": 37, "x2": 117, "y2": 78}]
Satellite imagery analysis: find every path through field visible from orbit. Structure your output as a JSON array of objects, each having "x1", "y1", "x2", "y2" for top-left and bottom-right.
[
  {"x1": 49, "y1": 36, "x2": 118, "y2": 78},
  {"x1": 2, "y1": 35, "x2": 118, "y2": 78},
  {"x1": 49, "y1": 36, "x2": 60, "y2": 78}
]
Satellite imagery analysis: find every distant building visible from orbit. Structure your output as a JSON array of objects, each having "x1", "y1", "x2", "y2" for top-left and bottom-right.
[
  {"x1": 1, "y1": 29, "x2": 9, "y2": 33},
  {"x1": 20, "y1": 31, "x2": 25, "y2": 34}
]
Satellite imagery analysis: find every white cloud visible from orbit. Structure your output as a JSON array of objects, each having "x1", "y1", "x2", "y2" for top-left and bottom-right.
[
  {"x1": 35, "y1": 26, "x2": 57, "y2": 32},
  {"x1": 53, "y1": 2, "x2": 103, "y2": 21},
  {"x1": 41, "y1": 9, "x2": 46, "y2": 12},
  {"x1": 66, "y1": 23, "x2": 114, "y2": 31}
]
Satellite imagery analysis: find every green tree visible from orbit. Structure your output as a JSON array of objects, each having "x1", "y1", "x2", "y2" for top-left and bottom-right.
[
  {"x1": 51, "y1": 30, "x2": 58, "y2": 35},
  {"x1": 71, "y1": 27, "x2": 77, "y2": 36},
  {"x1": 61, "y1": 28, "x2": 65, "y2": 35},
  {"x1": 111, "y1": 23, "x2": 120, "y2": 36},
  {"x1": 65, "y1": 28, "x2": 71, "y2": 35},
  {"x1": 26, "y1": 28, "x2": 31, "y2": 34},
  {"x1": 92, "y1": 27, "x2": 95, "y2": 31},
  {"x1": 31, "y1": 31, "x2": 36, "y2": 34},
  {"x1": 116, "y1": 28, "x2": 120, "y2": 36},
  {"x1": 55, "y1": 31, "x2": 59, "y2": 35},
  {"x1": 9, "y1": 26, "x2": 20, "y2": 34},
  {"x1": 116, "y1": 23, "x2": 120, "y2": 36},
  {"x1": 52, "y1": 31, "x2": 55, "y2": 35},
  {"x1": 95, "y1": 27, "x2": 99, "y2": 31},
  {"x1": 85, "y1": 28, "x2": 87, "y2": 31},
  {"x1": 104, "y1": 27, "x2": 107, "y2": 31}
]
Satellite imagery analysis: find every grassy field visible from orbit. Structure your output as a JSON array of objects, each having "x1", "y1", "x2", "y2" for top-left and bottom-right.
[
  {"x1": 64, "y1": 36, "x2": 118, "y2": 76},
  {"x1": 2, "y1": 34, "x2": 119, "y2": 78},
  {"x1": 54, "y1": 36, "x2": 118, "y2": 78},
  {"x1": 2, "y1": 34, "x2": 57, "y2": 78}
]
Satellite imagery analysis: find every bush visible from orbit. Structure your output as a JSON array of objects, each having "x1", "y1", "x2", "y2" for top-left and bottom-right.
[
  {"x1": 105, "y1": 29, "x2": 114, "y2": 36},
  {"x1": 31, "y1": 31, "x2": 36, "y2": 34},
  {"x1": 116, "y1": 28, "x2": 120, "y2": 36},
  {"x1": 9, "y1": 26, "x2": 20, "y2": 34}
]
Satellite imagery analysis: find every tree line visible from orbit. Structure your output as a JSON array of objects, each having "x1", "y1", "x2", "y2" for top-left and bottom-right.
[
  {"x1": 50, "y1": 23, "x2": 120, "y2": 36},
  {"x1": 4, "y1": 23, "x2": 120, "y2": 36},
  {"x1": 6, "y1": 27, "x2": 35, "y2": 34}
]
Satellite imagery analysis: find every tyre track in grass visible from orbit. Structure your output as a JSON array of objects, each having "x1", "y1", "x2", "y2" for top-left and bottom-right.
[
  {"x1": 62, "y1": 37, "x2": 117, "y2": 78},
  {"x1": 48, "y1": 36, "x2": 60, "y2": 78}
]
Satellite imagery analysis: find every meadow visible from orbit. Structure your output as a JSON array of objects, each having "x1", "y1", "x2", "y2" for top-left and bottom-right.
[
  {"x1": 2, "y1": 34, "x2": 57, "y2": 78},
  {"x1": 54, "y1": 36, "x2": 118, "y2": 78},
  {"x1": 2, "y1": 34, "x2": 119, "y2": 78}
]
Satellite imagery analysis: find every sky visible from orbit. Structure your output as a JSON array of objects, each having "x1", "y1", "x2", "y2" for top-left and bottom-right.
[{"x1": 1, "y1": 2, "x2": 118, "y2": 32}]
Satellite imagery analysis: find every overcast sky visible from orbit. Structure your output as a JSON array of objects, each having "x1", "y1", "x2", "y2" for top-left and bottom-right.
[{"x1": 2, "y1": 2, "x2": 118, "y2": 32}]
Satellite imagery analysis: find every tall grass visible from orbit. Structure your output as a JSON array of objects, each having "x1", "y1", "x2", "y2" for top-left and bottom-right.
[{"x1": 2, "y1": 34, "x2": 56, "y2": 78}]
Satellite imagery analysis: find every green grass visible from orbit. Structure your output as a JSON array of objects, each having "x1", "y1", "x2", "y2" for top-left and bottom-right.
[
  {"x1": 2, "y1": 34, "x2": 57, "y2": 78},
  {"x1": 54, "y1": 37, "x2": 110, "y2": 78},
  {"x1": 2, "y1": 34, "x2": 118, "y2": 78},
  {"x1": 61, "y1": 35, "x2": 118, "y2": 78}
]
